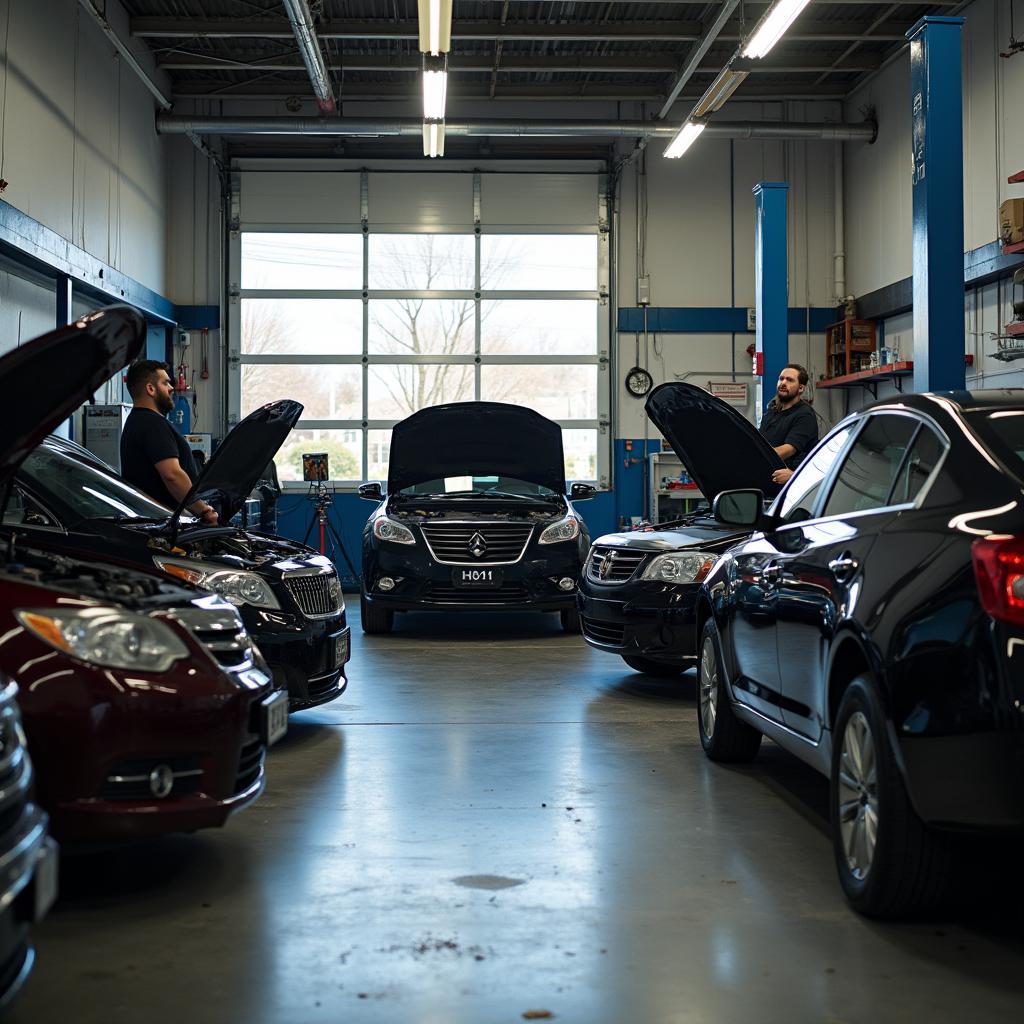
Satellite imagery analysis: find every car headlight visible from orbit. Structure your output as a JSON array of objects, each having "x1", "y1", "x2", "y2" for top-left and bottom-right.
[
  {"x1": 15, "y1": 607, "x2": 189, "y2": 673},
  {"x1": 373, "y1": 517, "x2": 416, "y2": 545},
  {"x1": 153, "y1": 557, "x2": 281, "y2": 610},
  {"x1": 639, "y1": 551, "x2": 718, "y2": 584},
  {"x1": 539, "y1": 516, "x2": 581, "y2": 545}
]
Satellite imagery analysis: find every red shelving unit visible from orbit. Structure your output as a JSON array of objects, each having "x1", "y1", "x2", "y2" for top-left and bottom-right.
[
  {"x1": 1004, "y1": 170, "x2": 1024, "y2": 254},
  {"x1": 817, "y1": 361, "x2": 914, "y2": 398}
]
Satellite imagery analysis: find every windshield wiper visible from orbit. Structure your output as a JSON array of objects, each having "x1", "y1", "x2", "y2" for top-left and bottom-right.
[{"x1": 92, "y1": 514, "x2": 171, "y2": 524}]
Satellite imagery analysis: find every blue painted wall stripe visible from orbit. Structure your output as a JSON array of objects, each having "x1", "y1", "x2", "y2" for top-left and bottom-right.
[{"x1": 616, "y1": 306, "x2": 837, "y2": 334}]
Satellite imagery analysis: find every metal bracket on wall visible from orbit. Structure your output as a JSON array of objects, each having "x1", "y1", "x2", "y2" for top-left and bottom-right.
[{"x1": 228, "y1": 174, "x2": 241, "y2": 233}]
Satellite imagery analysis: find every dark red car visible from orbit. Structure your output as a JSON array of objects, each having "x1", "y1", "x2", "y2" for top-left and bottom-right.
[{"x1": 0, "y1": 308, "x2": 288, "y2": 842}]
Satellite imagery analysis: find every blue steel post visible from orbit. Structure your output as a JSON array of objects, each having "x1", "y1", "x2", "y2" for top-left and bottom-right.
[
  {"x1": 908, "y1": 16, "x2": 966, "y2": 392},
  {"x1": 753, "y1": 182, "x2": 789, "y2": 417}
]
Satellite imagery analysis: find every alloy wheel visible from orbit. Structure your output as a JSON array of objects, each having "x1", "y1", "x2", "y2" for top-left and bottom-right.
[
  {"x1": 699, "y1": 636, "x2": 718, "y2": 737},
  {"x1": 837, "y1": 710, "x2": 879, "y2": 880}
]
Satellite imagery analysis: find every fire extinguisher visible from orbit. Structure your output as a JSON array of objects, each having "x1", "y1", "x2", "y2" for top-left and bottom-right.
[{"x1": 176, "y1": 361, "x2": 188, "y2": 393}]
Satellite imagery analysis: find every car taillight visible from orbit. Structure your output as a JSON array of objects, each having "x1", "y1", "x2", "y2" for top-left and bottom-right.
[{"x1": 972, "y1": 536, "x2": 1024, "y2": 624}]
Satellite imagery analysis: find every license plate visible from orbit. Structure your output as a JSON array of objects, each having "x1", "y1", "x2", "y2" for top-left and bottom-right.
[
  {"x1": 452, "y1": 567, "x2": 503, "y2": 588},
  {"x1": 33, "y1": 838, "x2": 59, "y2": 923},
  {"x1": 261, "y1": 691, "x2": 289, "y2": 747},
  {"x1": 333, "y1": 630, "x2": 350, "y2": 668}
]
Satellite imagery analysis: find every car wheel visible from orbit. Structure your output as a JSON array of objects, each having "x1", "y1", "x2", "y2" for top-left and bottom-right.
[
  {"x1": 560, "y1": 607, "x2": 581, "y2": 633},
  {"x1": 360, "y1": 592, "x2": 394, "y2": 634},
  {"x1": 697, "y1": 619, "x2": 762, "y2": 762},
  {"x1": 621, "y1": 655, "x2": 685, "y2": 677},
  {"x1": 831, "y1": 676, "x2": 951, "y2": 918}
]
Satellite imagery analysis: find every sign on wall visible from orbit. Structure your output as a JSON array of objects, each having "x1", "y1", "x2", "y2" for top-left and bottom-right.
[{"x1": 706, "y1": 381, "x2": 749, "y2": 405}]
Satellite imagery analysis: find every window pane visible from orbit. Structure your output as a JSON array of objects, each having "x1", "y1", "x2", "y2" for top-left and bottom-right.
[
  {"x1": 241, "y1": 364, "x2": 361, "y2": 419},
  {"x1": 368, "y1": 234, "x2": 474, "y2": 289},
  {"x1": 822, "y1": 415, "x2": 919, "y2": 517},
  {"x1": 277, "y1": 428, "x2": 362, "y2": 482},
  {"x1": 778, "y1": 427, "x2": 853, "y2": 522},
  {"x1": 369, "y1": 299, "x2": 475, "y2": 355},
  {"x1": 368, "y1": 364, "x2": 474, "y2": 419},
  {"x1": 241, "y1": 299, "x2": 362, "y2": 355},
  {"x1": 481, "y1": 235, "x2": 597, "y2": 291},
  {"x1": 241, "y1": 233, "x2": 362, "y2": 290},
  {"x1": 480, "y1": 365, "x2": 597, "y2": 419},
  {"x1": 892, "y1": 426, "x2": 944, "y2": 505},
  {"x1": 367, "y1": 429, "x2": 392, "y2": 481},
  {"x1": 481, "y1": 300, "x2": 597, "y2": 355},
  {"x1": 563, "y1": 429, "x2": 597, "y2": 481}
]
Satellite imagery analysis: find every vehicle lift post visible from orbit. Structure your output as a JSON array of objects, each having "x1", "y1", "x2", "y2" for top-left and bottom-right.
[{"x1": 753, "y1": 181, "x2": 789, "y2": 417}]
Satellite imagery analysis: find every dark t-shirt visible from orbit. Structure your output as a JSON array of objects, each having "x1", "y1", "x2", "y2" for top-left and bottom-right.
[
  {"x1": 120, "y1": 408, "x2": 197, "y2": 509},
  {"x1": 759, "y1": 401, "x2": 819, "y2": 470}
]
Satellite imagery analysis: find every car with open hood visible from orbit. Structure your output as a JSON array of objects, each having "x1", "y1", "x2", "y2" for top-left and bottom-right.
[
  {"x1": 6, "y1": 399, "x2": 350, "y2": 712},
  {"x1": 358, "y1": 401, "x2": 593, "y2": 634},
  {"x1": 577, "y1": 382, "x2": 784, "y2": 675},
  {"x1": 0, "y1": 307, "x2": 287, "y2": 842}
]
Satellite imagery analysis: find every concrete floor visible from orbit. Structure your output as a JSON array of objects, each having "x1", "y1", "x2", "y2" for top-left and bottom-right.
[{"x1": 11, "y1": 607, "x2": 1024, "y2": 1023}]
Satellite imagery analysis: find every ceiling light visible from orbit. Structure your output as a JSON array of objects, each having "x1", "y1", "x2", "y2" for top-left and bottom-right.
[
  {"x1": 418, "y1": 0, "x2": 453, "y2": 55},
  {"x1": 692, "y1": 65, "x2": 750, "y2": 117},
  {"x1": 422, "y1": 55, "x2": 448, "y2": 120},
  {"x1": 664, "y1": 120, "x2": 706, "y2": 160},
  {"x1": 742, "y1": 0, "x2": 813, "y2": 59},
  {"x1": 423, "y1": 121, "x2": 446, "y2": 159}
]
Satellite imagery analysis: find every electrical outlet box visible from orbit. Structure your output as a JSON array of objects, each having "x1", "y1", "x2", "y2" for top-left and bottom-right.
[{"x1": 637, "y1": 276, "x2": 651, "y2": 306}]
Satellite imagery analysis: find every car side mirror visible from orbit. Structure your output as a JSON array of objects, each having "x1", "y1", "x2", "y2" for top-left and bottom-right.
[
  {"x1": 713, "y1": 489, "x2": 764, "y2": 527},
  {"x1": 569, "y1": 483, "x2": 596, "y2": 501},
  {"x1": 358, "y1": 482, "x2": 384, "y2": 502}
]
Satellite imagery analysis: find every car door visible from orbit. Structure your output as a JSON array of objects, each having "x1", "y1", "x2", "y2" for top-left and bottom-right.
[
  {"x1": 773, "y1": 412, "x2": 926, "y2": 739},
  {"x1": 725, "y1": 424, "x2": 857, "y2": 720}
]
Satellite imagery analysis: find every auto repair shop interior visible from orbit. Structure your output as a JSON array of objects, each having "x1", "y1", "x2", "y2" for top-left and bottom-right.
[{"x1": 1, "y1": 1, "x2": 1023, "y2": 1021}]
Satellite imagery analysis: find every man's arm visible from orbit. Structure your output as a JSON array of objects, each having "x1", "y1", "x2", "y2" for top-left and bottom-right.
[
  {"x1": 155, "y1": 458, "x2": 218, "y2": 524},
  {"x1": 773, "y1": 443, "x2": 797, "y2": 460}
]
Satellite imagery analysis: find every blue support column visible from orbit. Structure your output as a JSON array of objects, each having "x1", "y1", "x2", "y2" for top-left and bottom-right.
[
  {"x1": 908, "y1": 15, "x2": 966, "y2": 393},
  {"x1": 753, "y1": 182, "x2": 789, "y2": 417}
]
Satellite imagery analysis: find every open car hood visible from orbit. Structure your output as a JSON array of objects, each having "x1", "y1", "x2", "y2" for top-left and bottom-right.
[
  {"x1": 173, "y1": 399, "x2": 303, "y2": 530},
  {"x1": 387, "y1": 401, "x2": 567, "y2": 495},
  {"x1": 2, "y1": 307, "x2": 145, "y2": 489},
  {"x1": 644, "y1": 382, "x2": 785, "y2": 500}
]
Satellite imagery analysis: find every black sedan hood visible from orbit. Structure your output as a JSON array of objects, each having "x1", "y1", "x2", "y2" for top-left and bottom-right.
[
  {"x1": 174, "y1": 399, "x2": 303, "y2": 530},
  {"x1": 387, "y1": 401, "x2": 566, "y2": 495},
  {"x1": 644, "y1": 382, "x2": 784, "y2": 500},
  {"x1": 1, "y1": 306, "x2": 145, "y2": 488}
]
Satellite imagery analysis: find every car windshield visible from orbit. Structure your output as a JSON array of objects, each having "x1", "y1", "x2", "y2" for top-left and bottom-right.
[
  {"x1": 19, "y1": 444, "x2": 173, "y2": 522},
  {"x1": 966, "y1": 410, "x2": 1024, "y2": 483},
  {"x1": 398, "y1": 475, "x2": 558, "y2": 500}
]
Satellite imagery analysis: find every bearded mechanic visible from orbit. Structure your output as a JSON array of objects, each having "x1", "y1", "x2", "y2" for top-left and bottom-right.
[
  {"x1": 758, "y1": 363, "x2": 819, "y2": 486},
  {"x1": 120, "y1": 360, "x2": 219, "y2": 525}
]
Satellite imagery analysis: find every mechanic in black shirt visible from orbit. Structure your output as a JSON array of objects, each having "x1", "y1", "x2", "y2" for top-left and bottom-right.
[
  {"x1": 120, "y1": 360, "x2": 218, "y2": 525},
  {"x1": 759, "y1": 363, "x2": 819, "y2": 486}
]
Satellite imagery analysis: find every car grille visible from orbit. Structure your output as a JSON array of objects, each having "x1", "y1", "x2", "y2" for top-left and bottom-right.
[
  {"x1": 284, "y1": 571, "x2": 342, "y2": 618},
  {"x1": 587, "y1": 547, "x2": 648, "y2": 584},
  {"x1": 582, "y1": 616, "x2": 626, "y2": 646},
  {"x1": 420, "y1": 522, "x2": 534, "y2": 564},
  {"x1": 423, "y1": 582, "x2": 531, "y2": 604},
  {"x1": 168, "y1": 606, "x2": 255, "y2": 672},
  {"x1": 235, "y1": 739, "x2": 265, "y2": 795},
  {"x1": 100, "y1": 756, "x2": 203, "y2": 801}
]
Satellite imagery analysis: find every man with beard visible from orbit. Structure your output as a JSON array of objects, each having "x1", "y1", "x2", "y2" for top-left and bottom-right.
[
  {"x1": 758, "y1": 363, "x2": 818, "y2": 486},
  {"x1": 121, "y1": 361, "x2": 219, "y2": 524}
]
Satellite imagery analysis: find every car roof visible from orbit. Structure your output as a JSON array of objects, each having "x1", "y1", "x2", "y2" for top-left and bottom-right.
[{"x1": 869, "y1": 389, "x2": 1024, "y2": 416}]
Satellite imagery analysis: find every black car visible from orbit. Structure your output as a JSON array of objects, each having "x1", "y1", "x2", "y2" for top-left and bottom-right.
[
  {"x1": 696, "y1": 389, "x2": 1024, "y2": 917},
  {"x1": 358, "y1": 401, "x2": 593, "y2": 634},
  {"x1": 6, "y1": 400, "x2": 350, "y2": 712},
  {"x1": 578, "y1": 382, "x2": 784, "y2": 675}
]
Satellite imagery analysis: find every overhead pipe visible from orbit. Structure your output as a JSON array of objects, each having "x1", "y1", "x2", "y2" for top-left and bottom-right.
[
  {"x1": 156, "y1": 115, "x2": 877, "y2": 142},
  {"x1": 834, "y1": 140, "x2": 847, "y2": 304},
  {"x1": 281, "y1": 0, "x2": 337, "y2": 115}
]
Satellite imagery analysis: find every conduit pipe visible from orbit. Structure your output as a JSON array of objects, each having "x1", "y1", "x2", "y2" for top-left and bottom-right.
[
  {"x1": 281, "y1": 0, "x2": 337, "y2": 115},
  {"x1": 833, "y1": 140, "x2": 847, "y2": 304},
  {"x1": 155, "y1": 115, "x2": 877, "y2": 142}
]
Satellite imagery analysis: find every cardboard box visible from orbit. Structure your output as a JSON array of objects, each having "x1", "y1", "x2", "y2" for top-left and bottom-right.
[{"x1": 1000, "y1": 198, "x2": 1024, "y2": 245}]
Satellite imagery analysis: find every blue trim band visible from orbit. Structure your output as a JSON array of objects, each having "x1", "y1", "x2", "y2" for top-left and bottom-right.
[
  {"x1": 174, "y1": 305, "x2": 220, "y2": 330},
  {"x1": 616, "y1": 306, "x2": 837, "y2": 334}
]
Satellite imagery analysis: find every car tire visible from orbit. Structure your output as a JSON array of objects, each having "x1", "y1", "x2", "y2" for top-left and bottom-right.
[
  {"x1": 697, "y1": 619, "x2": 762, "y2": 762},
  {"x1": 831, "y1": 676, "x2": 952, "y2": 918},
  {"x1": 621, "y1": 655, "x2": 685, "y2": 677},
  {"x1": 560, "y1": 607, "x2": 581, "y2": 633},
  {"x1": 360, "y1": 593, "x2": 394, "y2": 634}
]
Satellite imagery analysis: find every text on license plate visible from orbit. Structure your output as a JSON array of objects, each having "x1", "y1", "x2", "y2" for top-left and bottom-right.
[
  {"x1": 452, "y1": 568, "x2": 502, "y2": 588},
  {"x1": 334, "y1": 631, "x2": 350, "y2": 668},
  {"x1": 261, "y1": 691, "x2": 289, "y2": 747}
]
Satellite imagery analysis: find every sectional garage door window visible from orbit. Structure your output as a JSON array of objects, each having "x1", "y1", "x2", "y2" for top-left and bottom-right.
[{"x1": 229, "y1": 170, "x2": 609, "y2": 486}]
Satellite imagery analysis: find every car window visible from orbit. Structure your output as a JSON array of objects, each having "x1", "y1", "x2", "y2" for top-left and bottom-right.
[
  {"x1": 777, "y1": 426, "x2": 854, "y2": 522},
  {"x1": 821, "y1": 414, "x2": 919, "y2": 517},
  {"x1": 890, "y1": 424, "x2": 944, "y2": 505},
  {"x1": 1, "y1": 487, "x2": 59, "y2": 528}
]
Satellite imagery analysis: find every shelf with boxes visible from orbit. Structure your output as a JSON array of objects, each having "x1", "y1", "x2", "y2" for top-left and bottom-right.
[
  {"x1": 1001, "y1": 171, "x2": 1024, "y2": 255},
  {"x1": 648, "y1": 451, "x2": 704, "y2": 524},
  {"x1": 825, "y1": 319, "x2": 878, "y2": 379}
]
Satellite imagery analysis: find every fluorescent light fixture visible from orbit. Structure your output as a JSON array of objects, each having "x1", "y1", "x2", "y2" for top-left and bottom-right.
[
  {"x1": 423, "y1": 120, "x2": 446, "y2": 159},
  {"x1": 417, "y1": 0, "x2": 453, "y2": 55},
  {"x1": 422, "y1": 56, "x2": 448, "y2": 120},
  {"x1": 742, "y1": 0, "x2": 813, "y2": 59},
  {"x1": 692, "y1": 65, "x2": 750, "y2": 117},
  {"x1": 664, "y1": 120, "x2": 706, "y2": 160}
]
